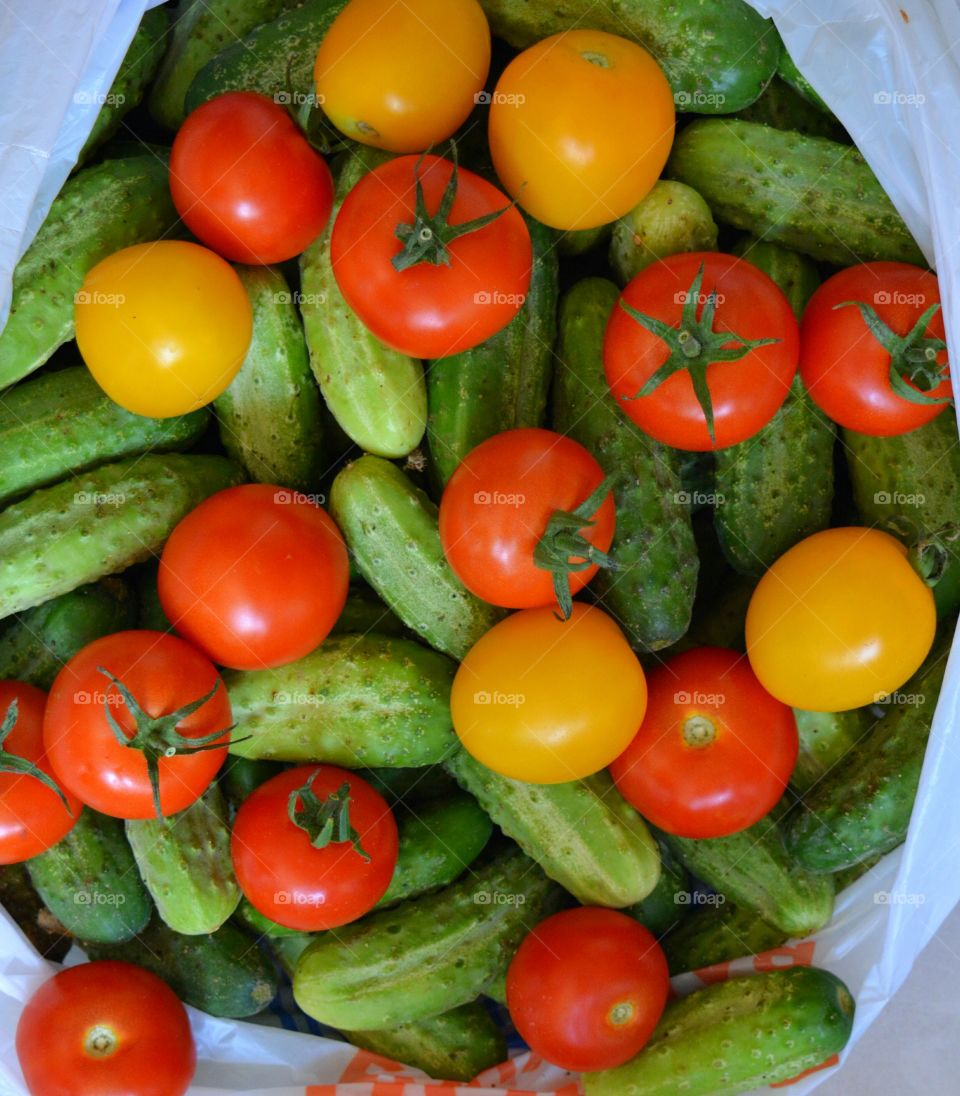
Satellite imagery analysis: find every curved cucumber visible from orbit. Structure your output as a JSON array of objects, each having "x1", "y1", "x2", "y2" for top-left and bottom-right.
[
  {"x1": 224, "y1": 633, "x2": 457, "y2": 766},
  {"x1": 729, "y1": 236, "x2": 821, "y2": 319},
  {"x1": 625, "y1": 840, "x2": 692, "y2": 936},
  {"x1": 356, "y1": 764, "x2": 456, "y2": 806},
  {"x1": 791, "y1": 707, "x2": 871, "y2": 796},
  {"x1": 736, "y1": 77, "x2": 846, "y2": 140},
  {"x1": 778, "y1": 44, "x2": 831, "y2": 113},
  {"x1": 662, "y1": 901, "x2": 788, "y2": 975}
]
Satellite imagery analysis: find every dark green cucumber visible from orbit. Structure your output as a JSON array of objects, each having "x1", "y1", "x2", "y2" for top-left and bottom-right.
[
  {"x1": 736, "y1": 76, "x2": 846, "y2": 140},
  {"x1": 377, "y1": 791, "x2": 493, "y2": 909},
  {"x1": 0, "y1": 454, "x2": 243, "y2": 618},
  {"x1": 553, "y1": 278, "x2": 697, "y2": 650},
  {"x1": 584, "y1": 966, "x2": 855, "y2": 1096},
  {"x1": 125, "y1": 785, "x2": 240, "y2": 935},
  {"x1": 778, "y1": 44, "x2": 831, "y2": 113},
  {"x1": 0, "y1": 366, "x2": 209, "y2": 506},
  {"x1": 791, "y1": 707, "x2": 871, "y2": 796},
  {"x1": 662, "y1": 901, "x2": 788, "y2": 975},
  {"x1": 785, "y1": 644, "x2": 949, "y2": 872},
  {"x1": 0, "y1": 577, "x2": 136, "y2": 689},
  {"x1": 668, "y1": 120, "x2": 925, "y2": 265},
  {"x1": 447, "y1": 750, "x2": 659, "y2": 907},
  {"x1": 332, "y1": 587, "x2": 407, "y2": 638},
  {"x1": 219, "y1": 756, "x2": 286, "y2": 809},
  {"x1": 0, "y1": 863, "x2": 70, "y2": 960},
  {"x1": 133, "y1": 564, "x2": 172, "y2": 633},
  {"x1": 346, "y1": 1001, "x2": 507, "y2": 1082},
  {"x1": 329, "y1": 457, "x2": 501, "y2": 659},
  {"x1": 426, "y1": 216, "x2": 558, "y2": 486},
  {"x1": 26, "y1": 810, "x2": 152, "y2": 944},
  {"x1": 215, "y1": 265, "x2": 324, "y2": 491},
  {"x1": 293, "y1": 843, "x2": 562, "y2": 1029},
  {"x1": 663, "y1": 814, "x2": 835, "y2": 936},
  {"x1": 557, "y1": 224, "x2": 610, "y2": 257},
  {"x1": 477, "y1": 0, "x2": 780, "y2": 115},
  {"x1": 0, "y1": 156, "x2": 179, "y2": 388},
  {"x1": 84, "y1": 917, "x2": 278, "y2": 1018},
  {"x1": 356, "y1": 764, "x2": 456, "y2": 806},
  {"x1": 237, "y1": 898, "x2": 304, "y2": 938},
  {"x1": 225, "y1": 633, "x2": 457, "y2": 766},
  {"x1": 625, "y1": 841, "x2": 692, "y2": 936},
  {"x1": 678, "y1": 576, "x2": 754, "y2": 654},
  {"x1": 729, "y1": 236, "x2": 821, "y2": 319}
]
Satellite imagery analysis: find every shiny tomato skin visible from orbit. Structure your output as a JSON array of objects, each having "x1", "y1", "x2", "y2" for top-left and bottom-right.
[
  {"x1": 170, "y1": 91, "x2": 334, "y2": 264},
  {"x1": 331, "y1": 155, "x2": 532, "y2": 358},
  {"x1": 610, "y1": 647, "x2": 798, "y2": 839},
  {"x1": 44, "y1": 631, "x2": 232, "y2": 819},
  {"x1": 0, "y1": 682, "x2": 81, "y2": 864},
  {"x1": 16, "y1": 960, "x2": 195, "y2": 1096},
  {"x1": 604, "y1": 252, "x2": 799, "y2": 451},
  {"x1": 158, "y1": 485, "x2": 349, "y2": 670},
  {"x1": 231, "y1": 765, "x2": 398, "y2": 931},
  {"x1": 507, "y1": 907, "x2": 669, "y2": 1072},
  {"x1": 439, "y1": 428, "x2": 614, "y2": 609},
  {"x1": 799, "y1": 262, "x2": 949, "y2": 436}
]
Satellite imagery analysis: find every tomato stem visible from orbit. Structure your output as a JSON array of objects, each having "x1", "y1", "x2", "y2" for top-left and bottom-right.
[
  {"x1": 908, "y1": 522, "x2": 960, "y2": 587},
  {"x1": 288, "y1": 773, "x2": 371, "y2": 862},
  {"x1": 84, "y1": 1024, "x2": 118, "y2": 1058},
  {"x1": 682, "y1": 714, "x2": 716, "y2": 749},
  {"x1": 0, "y1": 699, "x2": 73, "y2": 814}
]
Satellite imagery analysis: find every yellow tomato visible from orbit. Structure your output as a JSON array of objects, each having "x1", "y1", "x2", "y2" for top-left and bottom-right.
[
  {"x1": 488, "y1": 30, "x2": 675, "y2": 230},
  {"x1": 75, "y1": 241, "x2": 252, "y2": 418},
  {"x1": 314, "y1": 0, "x2": 490, "y2": 152},
  {"x1": 451, "y1": 603, "x2": 647, "y2": 783},
  {"x1": 746, "y1": 527, "x2": 936, "y2": 712}
]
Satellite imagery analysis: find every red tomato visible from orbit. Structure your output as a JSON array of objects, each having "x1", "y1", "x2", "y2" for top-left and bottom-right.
[
  {"x1": 610, "y1": 647, "x2": 798, "y2": 838},
  {"x1": 331, "y1": 154, "x2": 532, "y2": 358},
  {"x1": 44, "y1": 631, "x2": 232, "y2": 819},
  {"x1": 170, "y1": 91, "x2": 334, "y2": 264},
  {"x1": 604, "y1": 252, "x2": 799, "y2": 451},
  {"x1": 799, "y1": 262, "x2": 949, "y2": 436},
  {"x1": 0, "y1": 681, "x2": 80, "y2": 864},
  {"x1": 507, "y1": 907, "x2": 669, "y2": 1072},
  {"x1": 231, "y1": 765, "x2": 398, "y2": 931},
  {"x1": 439, "y1": 428, "x2": 615, "y2": 614},
  {"x1": 16, "y1": 960, "x2": 195, "y2": 1096},
  {"x1": 158, "y1": 485, "x2": 349, "y2": 671}
]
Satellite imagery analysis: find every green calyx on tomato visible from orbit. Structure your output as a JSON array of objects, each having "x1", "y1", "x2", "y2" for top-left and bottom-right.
[
  {"x1": 97, "y1": 669, "x2": 234, "y2": 818},
  {"x1": 619, "y1": 263, "x2": 781, "y2": 443},
  {"x1": 907, "y1": 522, "x2": 960, "y2": 588},
  {"x1": 288, "y1": 773, "x2": 371, "y2": 861},
  {"x1": 532, "y1": 476, "x2": 617, "y2": 620},
  {"x1": 833, "y1": 298, "x2": 950, "y2": 407},
  {"x1": 0, "y1": 700, "x2": 72, "y2": 814}
]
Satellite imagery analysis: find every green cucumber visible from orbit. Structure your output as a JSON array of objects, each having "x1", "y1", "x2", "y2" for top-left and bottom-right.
[
  {"x1": 584, "y1": 966, "x2": 855, "y2": 1096},
  {"x1": 293, "y1": 843, "x2": 562, "y2": 1029},
  {"x1": 356, "y1": 764, "x2": 456, "y2": 806},
  {"x1": 225, "y1": 633, "x2": 457, "y2": 766},
  {"x1": 0, "y1": 156, "x2": 179, "y2": 389},
  {"x1": 237, "y1": 897, "x2": 304, "y2": 937},
  {"x1": 678, "y1": 576, "x2": 753, "y2": 654},
  {"x1": 447, "y1": 750, "x2": 659, "y2": 907},
  {"x1": 558, "y1": 224, "x2": 611, "y2": 257},
  {"x1": 26, "y1": 810, "x2": 152, "y2": 944},
  {"x1": 609, "y1": 181, "x2": 718, "y2": 286},
  {"x1": 662, "y1": 901, "x2": 788, "y2": 975},
  {"x1": 219, "y1": 756, "x2": 286, "y2": 808},
  {"x1": 553, "y1": 278, "x2": 697, "y2": 650},
  {"x1": 663, "y1": 814, "x2": 835, "y2": 937},
  {"x1": 778, "y1": 45, "x2": 831, "y2": 113},
  {"x1": 125, "y1": 785, "x2": 240, "y2": 935},
  {"x1": 299, "y1": 150, "x2": 426, "y2": 459},
  {"x1": 346, "y1": 1001, "x2": 507, "y2": 1082},
  {"x1": 0, "y1": 454, "x2": 243, "y2": 618},
  {"x1": 668, "y1": 120, "x2": 925, "y2": 265},
  {"x1": 377, "y1": 791, "x2": 493, "y2": 909},
  {"x1": 477, "y1": 0, "x2": 780, "y2": 115},
  {"x1": 332, "y1": 587, "x2": 407, "y2": 638},
  {"x1": 214, "y1": 265, "x2": 324, "y2": 491},
  {"x1": 736, "y1": 77, "x2": 846, "y2": 140},
  {"x1": 329, "y1": 457, "x2": 501, "y2": 659},
  {"x1": 785, "y1": 644, "x2": 949, "y2": 872},
  {"x1": 426, "y1": 216, "x2": 558, "y2": 486},
  {"x1": 0, "y1": 366, "x2": 209, "y2": 506},
  {"x1": 79, "y1": 7, "x2": 169, "y2": 163},
  {"x1": 729, "y1": 237, "x2": 821, "y2": 319},
  {"x1": 0, "y1": 863, "x2": 70, "y2": 960},
  {"x1": 625, "y1": 841, "x2": 692, "y2": 936},
  {"x1": 270, "y1": 930, "x2": 316, "y2": 974},
  {"x1": 791, "y1": 708, "x2": 871, "y2": 796},
  {"x1": 0, "y1": 577, "x2": 136, "y2": 689},
  {"x1": 84, "y1": 917, "x2": 278, "y2": 1018}
]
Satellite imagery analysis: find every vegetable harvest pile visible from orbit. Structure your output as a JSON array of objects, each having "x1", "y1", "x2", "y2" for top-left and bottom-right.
[{"x1": 1, "y1": 1, "x2": 955, "y2": 1094}]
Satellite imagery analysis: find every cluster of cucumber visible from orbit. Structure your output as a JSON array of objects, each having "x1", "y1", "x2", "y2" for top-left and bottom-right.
[{"x1": 0, "y1": 0, "x2": 951, "y2": 1092}]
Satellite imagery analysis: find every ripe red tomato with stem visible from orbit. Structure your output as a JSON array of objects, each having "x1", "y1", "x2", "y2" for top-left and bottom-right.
[
  {"x1": 170, "y1": 91, "x2": 334, "y2": 264},
  {"x1": 44, "y1": 631, "x2": 232, "y2": 820},
  {"x1": 799, "y1": 261, "x2": 950, "y2": 436},
  {"x1": 439, "y1": 427, "x2": 615, "y2": 617},
  {"x1": 231, "y1": 765, "x2": 398, "y2": 931},
  {"x1": 610, "y1": 646, "x2": 798, "y2": 838},
  {"x1": 331, "y1": 151, "x2": 532, "y2": 358},
  {"x1": 16, "y1": 960, "x2": 196, "y2": 1096},
  {"x1": 507, "y1": 907, "x2": 669, "y2": 1072},
  {"x1": 604, "y1": 252, "x2": 799, "y2": 451},
  {"x1": 158, "y1": 484, "x2": 349, "y2": 671},
  {"x1": 0, "y1": 681, "x2": 80, "y2": 864}
]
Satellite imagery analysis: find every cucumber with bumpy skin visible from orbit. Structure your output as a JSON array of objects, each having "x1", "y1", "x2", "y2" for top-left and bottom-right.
[
  {"x1": 662, "y1": 900, "x2": 788, "y2": 975},
  {"x1": 736, "y1": 77, "x2": 846, "y2": 140},
  {"x1": 791, "y1": 707, "x2": 871, "y2": 796},
  {"x1": 625, "y1": 841, "x2": 691, "y2": 936}
]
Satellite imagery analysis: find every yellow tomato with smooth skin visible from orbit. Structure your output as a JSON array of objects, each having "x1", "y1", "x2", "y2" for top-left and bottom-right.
[
  {"x1": 451, "y1": 603, "x2": 647, "y2": 783},
  {"x1": 75, "y1": 241, "x2": 252, "y2": 418},
  {"x1": 314, "y1": 0, "x2": 491, "y2": 152},
  {"x1": 488, "y1": 30, "x2": 675, "y2": 230},
  {"x1": 746, "y1": 527, "x2": 935, "y2": 712}
]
